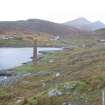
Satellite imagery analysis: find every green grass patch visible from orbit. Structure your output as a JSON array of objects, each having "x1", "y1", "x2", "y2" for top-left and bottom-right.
[{"x1": 16, "y1": 63, "x2": 51, "y2": 74}]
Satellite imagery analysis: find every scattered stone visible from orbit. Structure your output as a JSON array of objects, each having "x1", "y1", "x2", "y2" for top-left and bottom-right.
[
  {"x1": 16, "y1": 97, "x2": 24, "y2": 104},
  {"x1": 16, "y1": 100, "x2": 22, "y2": 104},
  {"x1": 62, "y1": 102, "x2": 71, "y2": 105},
  {"x1": 97, "y1": 39, "x2": 105, "y2": 43},
  {"x1": 40, "y1": 80, "x2": 44, "y2": 82},
  {"x1": 40, "y1": 80, "x2": 46, "y2": 87},
  {"x1": 33, "y1": 71, "x2": 51, "y2": 77},
  {"x1": 0, "y1": 76, "x2": 8, "y2": 81},
  {"x1": 42, "y1": 82, "x2": 46, "y2": 87},
  {"x1": 64, "y1": 83, "x2": 71, "y2": 90},
  {"x1": 48, "y1": 89, "x2": 62, "y2": 97},
  {"x1": 55, "y1": 73, "x2": 60, "y2": 77},
  {"x1": 22, "y1": 80, "x2": 30, "y2": 85},
  {"x1": 64, "y1": 83, "x2": 75, "y2": 90},
  {"x1": 0, "y1": 69, "x2": 16, "y2": 76},
  {"x1": 49, "y1": 59, "x2": 54, "y2": 63},
  {"x1": 4, "y1": 76, "x2": 7, "y2": 79},
  {"x1": 23, "y1": 73, "x2": 32, "y2": 77},
  {"x1": 82, "y1": 44, "x2": 86, "y2": 48}
]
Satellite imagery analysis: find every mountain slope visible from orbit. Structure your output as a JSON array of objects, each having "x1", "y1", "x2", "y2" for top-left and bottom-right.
[
  {"x1": 64, "y1": 17, "x2": 105, "y2": 31},
  {"x1": 64, "y1": 17, "x2": 91, "y2": 30},
  {"x1": 91, "y1": 21, "x2": 105, "y2": 30},
  {"x1": 0, "y1": 19, "x2": 80, "y2": 36},
  {"x1": 65, "y1": 17, "x2": 91, "y2": 26},
  {"x1": 94, "y1": 28, "x2": 105, "y2": 39}
]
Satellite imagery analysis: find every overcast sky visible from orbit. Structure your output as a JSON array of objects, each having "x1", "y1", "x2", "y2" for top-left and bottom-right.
[{"x1": 0, "y1": 0, "x2": 105, "y2": 23}]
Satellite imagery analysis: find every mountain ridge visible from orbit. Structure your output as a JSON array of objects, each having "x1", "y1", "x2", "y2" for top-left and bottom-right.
[
  {"x1": 0, "y1": 19, "x2": 80, "y2": 36},
  {"x1": 64, "y1": 17, "x2": 105, "y2": 31}
]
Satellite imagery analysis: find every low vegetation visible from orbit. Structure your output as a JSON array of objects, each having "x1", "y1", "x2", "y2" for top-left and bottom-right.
[
  {"x1": 0, "y1": 42, "x2": 105, "y2": 104},
  {"x1": 1, "y1": 32, "x2": 105, "y2": 105}
]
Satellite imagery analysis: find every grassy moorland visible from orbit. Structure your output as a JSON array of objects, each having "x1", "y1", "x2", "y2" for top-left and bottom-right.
[
  {"x1": 0, "y1": 31, "x2": 80, "y2": 48},
  {"x1": 1, "y1": 42, "x2": 105, "y2": 105},
  {"x1": 0, "y1": 32, "x2": 99, "y2": 48},
  {"x1": 1, "y1": 31, "x2": 105, "y2": 105}
]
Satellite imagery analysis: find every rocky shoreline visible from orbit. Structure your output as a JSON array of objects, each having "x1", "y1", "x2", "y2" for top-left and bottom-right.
[{"x1": 0, "y1": 69, "x2": 16, "y2": 76}]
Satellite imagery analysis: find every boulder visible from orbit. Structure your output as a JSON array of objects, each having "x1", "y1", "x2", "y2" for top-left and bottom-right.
[
  {"x1": 64, "y1": 83, "x2": 76, "y2": 90},
  {"x1": 48, "y1": 89, "x2": 62, "y2": 97},
  {"x1": 62, "y1": 102, "x2": 71, "y2": 105},
  {"x1": 55, "y1": 72, "x2": 60, "y2": 77}
]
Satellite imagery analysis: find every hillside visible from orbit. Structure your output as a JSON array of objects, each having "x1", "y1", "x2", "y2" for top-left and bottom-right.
[
  {"x1": 1, "y1": 45, "x2": 105, "y2": 105},
  {"x1": 64, "y1": 17, "x2": 105, "y2": 31},
  {"x1": 0, "y1": 19, "x2": 80, "y2": 37},
  {"x1": 94, "y1": 28, "x2": 105, "y2": 39},
  {"x1": 95, "y1": 28, "x2": 105, "y2": 33},
  {"x1": 91, "y1": 21, "x2": 105, "y2": 30},
  {"x1": 64, "y1": 17, "x2": 91, "y2": 27}
]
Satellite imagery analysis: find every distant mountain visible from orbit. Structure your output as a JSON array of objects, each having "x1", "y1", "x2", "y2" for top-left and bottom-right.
[
  {"x1": 65, "y1": 17, "x2": 91, "y2": 27},
  {"x1": 0, "y1": 19, "x2": 80, "y2": 36},
  {"x1": 64, "y1": 17, "x2": 105, "y2": 31},
  {"x1": 90, "y1": 21, "x2": 105, "y2": 30}
]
